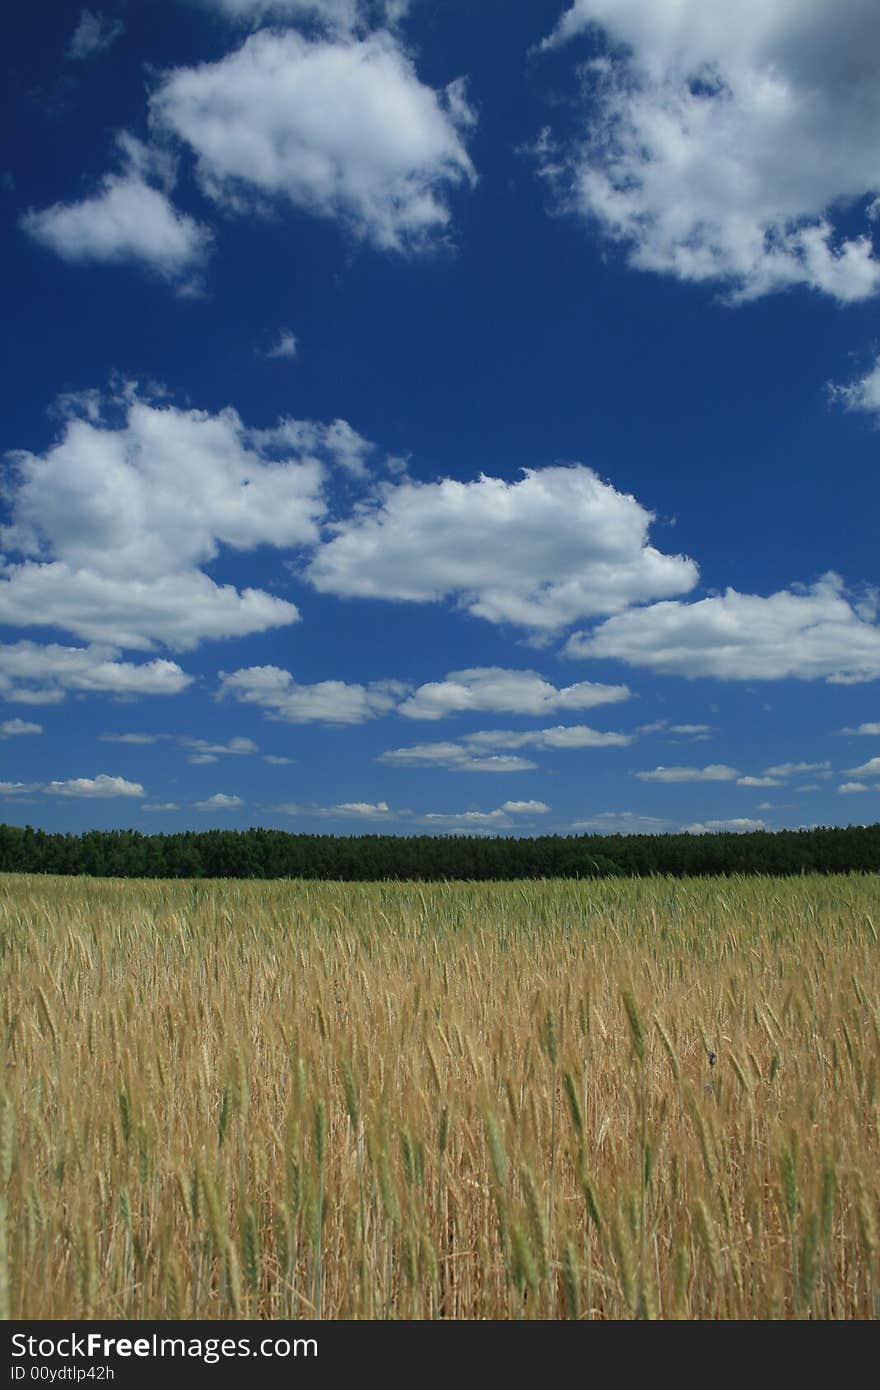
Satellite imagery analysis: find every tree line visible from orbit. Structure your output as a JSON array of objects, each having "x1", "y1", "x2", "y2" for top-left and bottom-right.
[{"x1": 0, "y1": 820, "x2": 879, "y2": 880}]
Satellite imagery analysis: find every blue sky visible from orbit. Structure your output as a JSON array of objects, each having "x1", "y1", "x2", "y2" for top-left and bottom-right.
[{"x1": 2, "y1": 0, "x2": 880, "y2": 838}]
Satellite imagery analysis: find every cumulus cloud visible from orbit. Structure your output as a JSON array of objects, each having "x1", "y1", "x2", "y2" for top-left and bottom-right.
[
  {"x1": 379, "y1": 721, "x2": 631, "y2": 771},
  {"x1": 636, "y1": 764, "x2": 740, "y2": 783},
  {"x1": 682, "y1": 818, "x2": 767, "y2": 834},
  {"x1": 218, "y1": 666, "x2": 406, "y2": 723},
  {"x1": 0, "y1": 718, "x2": 42, "y2": 738},
  {"x1": 838, "y1": 721, "x2": 880, "y2": 736},
  {"x1": 194, "y1": 792, "x2": 244, "y2": 810},
  {"x1": 199, "y1": 0, "x2": 405, "y2": 32},
  {"x1": 47, "y1": 774, "x2": 145, "y2": 798},
  {"x1": 829, "y1": 355, "x2": 880, "y2": 419},
  {"x1": 379, "y1": 742, "x2": 538, "y2": 773},
  {"x1": 398, "y1": 666, "x2": 629, "y2": 720},
  {"x1": 21, "y1": 135, "x2": 210, "y2": 285},
  {"x1": 538, "y1": 0, "x2": 880, "y2": 302},
  {"x1": 462, "y1": 725, "x2": 633, "y2": 751},
  {"x1": 0, "y1": 782, "x2": 38, "y2": 797},
  {"x1": 736, "y1": 775, "x2": 781, "y2": 787},
  {"x1": 141, "y1": 802, "x2": 179, "y2": 812},
  {"x1": 101, "y1": 733, "x2": 168, "y2": 745},
  {"x1": 151, "y1": 29, "x2": 475, "y2": 251},
  {"x1": 838, "y1": 782, "x2": 870, "y2": 794},
  {"x1": 500, "y1": 800, "x2": 550, "y2": 814},
  {"x1": 67, "y1": 10, "x2": 123, "y2": 61},
  {"x1": 571, "y1": 811, "x2": 673, "y2": 834},
  {"x1": 308, "y1": 465, "x2": 697, "y2": 630},
  {"x1": 181, "y1": 736, "x2": 259, "y2": 764},
  {"x1": 264, "y1": 328, "x2": 298, "y2": 360},
  {"x1": 764, "y1": 760, "x2": 831, "y2": 777},
  {"x1": 0, "y1": 387, "x2": 349, "y2": 651},
  {"x1": 567, "y1": 575, "x2": 880, "y2": 682},
  {"x1": 846, "y1": 756, "x2": 880, "y2": 777},
  {"x1": 0, "y1": 641, "x2": 192, "y2": 703}
]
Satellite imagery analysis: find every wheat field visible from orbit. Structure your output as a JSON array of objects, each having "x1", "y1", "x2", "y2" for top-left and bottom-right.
[{"x1": 0, "y1": 870, "x2": 878, "y2": 1320}]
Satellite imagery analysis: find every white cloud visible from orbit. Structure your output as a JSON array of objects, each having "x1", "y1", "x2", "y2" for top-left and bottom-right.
[
  {"x1": 265, "y1": 328, "x2": 298, "y2": 360},
  {"x1": 398, "y1": 666, "x2": 629, "y2": 720},
  {"x1": 380, "y1": 721, "x2": 631, "y2": 772},
  {"x1": 0, "y1": 387, "x2": 342, "y2": 651},
  {"x1": 100, "y1": 733, "x2": 168, "y2": 745},
  {"x1": 839, "y1": 782, "x2": 870, "y2": 794},
  {"x1": 276, "y1": 798, "x2": 401, "y2": 819},
  {"x1": 846, "y1": 756, "x2": 880, "y2": 777},
  {"x1": 0, "y1": 782, "x2": 38, "y2": 797},
  {"x1": 218, "y1": 666, "x2": 406, "y2": 723},
  {"x1": 571, "y1": 811, "x2": 673, "y2": 834},
  {"x1": 683, "y1": 818, "x2": 767, "y2": 834},
  {"x1": 764, "y1": 760, "x2": 831, "y2": 777},
  {"x1": 181, "y1": 736, "x2": 259, "y2": 757},
  {"x1": 308, "y1": 465, "x2": 697, "y2": 630},
  {"x1": 152, "y1": 29, "x2": 475, "y2": 251},
  {"x1": 334, "y1": 799, "x2": 390, "y2": 816},
  {"x1": 21, "y1": 135, "x2": 210, "y2": 285},
  {"x1": 462, "y1": 725, "x2": 633, "y2": 751},
  {"x1": 200, "y1": 0, "x2": 404, "y2": 32},
  {"x1": 379, "y1": 742, "x2": 537, "y2": 773},
  {"x1": 263, "y1": 754, "x2": 295, "y2": 765},
  {"x1": 0, "y1": 641, "x2": 192, "y2": 703},
  {"x1": 539, "y1": 1, "x2": 880, "y2": 303},
  {"x1": 670, "y1": 723, "x2": 712, "y2": 736},
  {"x1": 829, "y1": 356, "x2": 880, "y2": 419},
  {"x1": 421, "y1": 808, "x2": 510, "y2": 827},
  {"x1": 47, "y1": 774, "x2": 145, "y2": 798},
  {"x1": 568, "y1": 575, "x2": 880, "y2": 682},
  {"x1": 0, "y1": 719, "x2": 42, "y2": 738},
  {"x1": 142, "y1": 802, "x2": 179, "y2": 812},
  {"x1": 194, "y1": 792, "x2": 244, "y2": 810},
  {"x1": 67, "y1": 10, "x2": 123, "y2": 61},
  {"x1": 838, "y1": 721, "x2": 880, "y2": 736},
  {"x1": 636, "y1": 764, "x2": 740, "y2": 783},
  {"x1": 736, "y1": 775, "x2": 781, "y2": 787},
  {"x1": 500, "y1": 800, "x2": 550, "y2": 814}
]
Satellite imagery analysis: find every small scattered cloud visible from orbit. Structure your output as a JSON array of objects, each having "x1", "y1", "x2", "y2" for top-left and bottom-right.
[
  {"x1": 379, "y1": 742, "x2": 538, "y2": 774},
  {"x1": 264, "y1": 327, "x2": 298, "y2": 360},
  {"x1": 839, "y1": 782, "x2": 870, "y2": 794},
  {"x1": 67, "y1": 10, "x2": 123, "y2": 61},
  {"x1": 47, "y1": 774, "x2": 145, "y2": 798},
  {"x1": 635, "y1": 764, "x2": 740, "y2": 783},
  {"x1": 837, "y1": 721, "x2": 880, "y2": 736},
  {"x1": 219, "y1": 667, "x2": 406, "y2": 724},
  {"x1": 764, "y1": 760, "x2": 832, "y2": 777},
  {"x1": 398, "y1": 667, "x2": 630, "y2": 720},
  {"x1": 194, "y1": 792, "x2": 244, "y2": 810},
  {"x1": 845, "y1": 756, "x2": 880, "y2": 778},
  {"x1": 736, "y1": 775, "x2": 781, "y2": 788},
  {"x1": 22, "y1": 134, "x2": 211, "y2": 287},
  {"x1": 0, "y1": 719, "x2": 42, "y2": 738},
  {"x1": 683, "y1": 819, "x2": 767, "y2": 834},
  {"x1": 570, "y1": 811, "x2": 674, "y2": 834}
]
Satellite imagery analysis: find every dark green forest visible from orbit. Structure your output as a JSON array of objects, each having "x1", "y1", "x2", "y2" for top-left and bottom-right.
[{"x1": 1, "y1": 820, "x2": 879, "y2": 880}]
